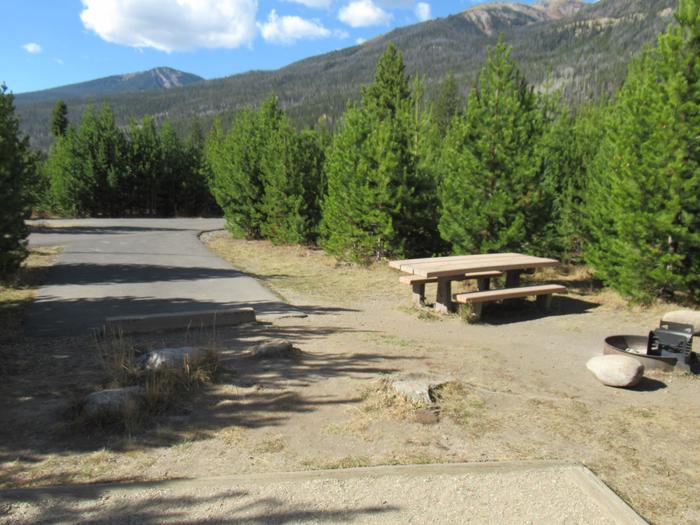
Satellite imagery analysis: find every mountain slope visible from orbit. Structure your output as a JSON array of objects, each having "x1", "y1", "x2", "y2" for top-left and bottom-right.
[
  {"x1": 14, "y1": 67, "x2": 204, "y2": 106},
  {"x1": 17, "y1": 0, "x2": 675, "y2": 150}
]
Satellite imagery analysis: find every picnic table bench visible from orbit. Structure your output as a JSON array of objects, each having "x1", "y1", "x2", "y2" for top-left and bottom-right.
[{"x1": 389, "y1": 253, "x2": 567, "y2": 319}]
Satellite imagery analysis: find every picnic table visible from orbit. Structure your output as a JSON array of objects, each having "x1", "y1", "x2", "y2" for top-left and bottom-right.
[{"x1": 389, "y1": 253, "x2": 567, "y2": 318}]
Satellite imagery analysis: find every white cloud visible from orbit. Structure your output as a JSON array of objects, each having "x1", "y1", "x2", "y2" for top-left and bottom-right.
[
  {"x1": 338, "y1": 0, "x2": 392, "y2": 27},
  {"x1": 80, "y1": 0, "x2": 258, "y2": 52},
  {"x1": 415, "y1": 2, "x2": 431, "y2": 21},
  {"x1": 22, "y1": 42, "x2": 42, "y2": 54},
  {"x1": 285, "y1": 0, "x2": 331, "y2": 8},
  {"x1": 258, "y1": 10, "x2": 331, "y2": 44},
  {"x1": 356, "y1": 37, "x2": 366, "y2": 44}
]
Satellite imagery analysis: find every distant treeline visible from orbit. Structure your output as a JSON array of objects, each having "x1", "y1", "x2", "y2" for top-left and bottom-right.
[
  {"x1": 2, "y1": 0, "x2": 698, "y2": 305},
  {"x1": 42, "y1": 103, "x2": 217, "y2": 218}
]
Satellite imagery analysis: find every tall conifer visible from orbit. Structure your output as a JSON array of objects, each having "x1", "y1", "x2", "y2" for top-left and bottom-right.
[
  {"x1": 438, "y1": 38, "x2": 543, "y2": 254},
  {"x1": 585, "y1": 2, "x2": 700, "y2": 301}
]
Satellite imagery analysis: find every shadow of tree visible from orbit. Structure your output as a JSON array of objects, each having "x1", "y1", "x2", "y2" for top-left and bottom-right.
[
  {"x1": 0, "y1": 318, "x2": 409, "y2": 487},
  {"x1": 1, "y1": 483, "x2": 400, "y2": 524}
]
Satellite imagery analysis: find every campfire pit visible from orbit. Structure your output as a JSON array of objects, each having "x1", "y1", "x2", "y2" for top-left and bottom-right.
[{"x1": 604, "y1": 321, "x2": 699, "y2": 373}]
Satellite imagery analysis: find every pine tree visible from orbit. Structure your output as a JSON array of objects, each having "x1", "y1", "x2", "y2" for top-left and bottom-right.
[
  {"x1": 433, "y1": 73, "x2": 462, "y2": 137},
  {"x1": 321, "y1": 44, "x2": 435, "y2": 261},
  {"x1": 50, "y1": 100, "x2": 69, "y2": 138},
  {"x1": 585, "y1": 2, "x2": 700, "y2": 301},
  {"x1": 438, "y1": 38, "x2": 544, "y2": 255},
  {"x1": 205, "y1": 95, "x2": 284, "y2": 238},
  {"x1": 0, "y1": 84, "x2": 34, "y2": 277},
  {"x1": 127, "y1": 115, "x2": 161, "y2": 215},
  {"x1": 47, "y1": 105, "x2": 126, "y2": 216}
]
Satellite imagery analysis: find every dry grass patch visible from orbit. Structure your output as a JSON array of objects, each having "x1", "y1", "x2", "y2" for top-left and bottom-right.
[
  {"x1": 75, "y1": 333, "x2": 220, "y2": 432},
  {"x1": 202, "y1": 232, "x2": 404, "y2": 305},
  {"x1": 0, "y1": 246, "x2": 60, "y2": 339},
  {"x1": 432, "y1": 382, "x2": 485, "y2": 427}
]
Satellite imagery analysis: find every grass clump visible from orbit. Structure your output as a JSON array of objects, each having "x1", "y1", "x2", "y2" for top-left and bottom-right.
[
  {"x1": 432, "y1": 382, "x2": 485, "y2": 426},
  {"x1": 80, "y1": 333, "x2": 220, "y2": 432}
]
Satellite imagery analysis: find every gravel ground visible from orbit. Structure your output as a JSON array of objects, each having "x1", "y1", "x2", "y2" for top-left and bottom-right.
[{"x1": 1, "y1": 463, "x2": 643, "y2": 524}]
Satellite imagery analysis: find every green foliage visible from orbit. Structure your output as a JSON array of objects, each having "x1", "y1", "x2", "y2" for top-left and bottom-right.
[
  {"x1": 205, "y1": 94, "x2": 322, "y2": 243},
  {"x1": 50, "y1": 100, "x2": 68, "y2": 138},
  {"x1": 0, "y1": 85, "x2": 34, "y2": 277},
  {"x1": 585, "y1": 6, "x2": 700, "y2": 301},
  {"x1": 321, "y1": 45, "x2": 438, "y2": 262},
  {"x1": 433, "y1": 73, "x2": 462, "y2": 136},
  {"x1": 438, "y1": 38, "x2": 545, "y2": 255},
  {"x1": 46, "y1": 104, "x2": 216, "y2": 218}
]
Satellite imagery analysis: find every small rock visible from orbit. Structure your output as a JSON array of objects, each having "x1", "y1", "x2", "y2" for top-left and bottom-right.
[
  {"x1": 586, "y1": 355, "x2": 644, "y2": 388},
  {"x1": 140, "y1": 347, "x2": 203, "y2": 370},
  {"x1": 661, "y1": 310, "x2": 700, "y2": 335},
  {"x1": 253, "y1": 340, "x2": 296, "y2": 359},
  {"x1": 83, "y1": 386, "x2": 144, "y2": 419},
  {"x1": 391, "y1": 375, "x2": 450, "y2": 405}
]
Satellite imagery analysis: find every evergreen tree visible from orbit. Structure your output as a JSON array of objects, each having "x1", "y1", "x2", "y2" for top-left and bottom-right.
[
  {"x1": 438, "y1": 38, "x2": 544, "y2": 254},
  {"x1": 0, "y1": 84, "x2": 34, "y2": 277},
  {"x1": 127, "y1": 115, "x2": 161, "y2": 215},
  {"x1": 205, "y1": 96, "x2": 284, "y2": 238},
  {"x1": 321, "y1": 44, "x2": 436, "y2": 261},
  {"x1": 585, "y1": 2, "x2": 700, "y2": 301},
  {"x1": 50, "y1": 100, "x2": 69, "y2": 138},
  {"x1": 48, "y1": 105, "x2": 127, "y2": 216},
  {"x1": 433, "y1": 73, "x2": 462, "y2": 137}
]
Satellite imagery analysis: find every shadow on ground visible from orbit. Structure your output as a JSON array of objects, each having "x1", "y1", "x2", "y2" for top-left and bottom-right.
[
  {"x1": 0, "y1": 483, "x2": 399, "y2": 524},
  {"x1": 0, "y1": 315, "x2": 408, "y2": 487}
]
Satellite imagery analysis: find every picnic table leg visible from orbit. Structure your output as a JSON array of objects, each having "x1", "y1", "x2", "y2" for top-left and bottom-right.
[
  {"x1": 504, "y1": 270, "x2": 522, "y2": 306},
  {"x1": 434, "y1": 278, "x2": 453, "y2": 314},
  {"x1": 411, "y1": 282, "x2": 426, "y2": 307},
  {"x1": 476, "y1": 277, "x2": 491, "y2": 292},
  {"x1": 504, "y1": 270, "x2": 521, "y2": 288},
  {"x1": 536, "y1": 294, "x2": 553, "y2": 310}
]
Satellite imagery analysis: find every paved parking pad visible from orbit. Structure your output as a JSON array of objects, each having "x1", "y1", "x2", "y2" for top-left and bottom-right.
[{"x1": 26, "y1": 219, "x2": 292, "y2": 336}]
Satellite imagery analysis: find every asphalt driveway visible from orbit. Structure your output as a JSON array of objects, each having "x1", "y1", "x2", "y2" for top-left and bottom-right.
[{"x1": 26, "y1": 219, "x2": 290, "y2": 337}]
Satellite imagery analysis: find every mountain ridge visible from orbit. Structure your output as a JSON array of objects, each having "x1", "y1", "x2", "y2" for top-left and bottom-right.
[
  {"x1": 16, "y1": 0, "x2": 676, "y2": 150},
  {"x1": 14, "y1": 67, "x2": 204, "y2": 106}
]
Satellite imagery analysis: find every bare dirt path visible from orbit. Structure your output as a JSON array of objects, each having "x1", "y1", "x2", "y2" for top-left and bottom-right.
[{"x1": 25, "y1": 219, "x2": 287, "y2": 336}]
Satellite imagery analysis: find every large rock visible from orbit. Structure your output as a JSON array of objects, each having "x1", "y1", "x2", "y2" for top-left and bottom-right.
[
  {"x1": 661, "y1": 310, "x2": 700, "y2": 335},
  {"x1": 139, "y1": 347, "x2": 203, "y2": 370},
  {"x1": 253, "y1": 340, "x2": 296, "y2": 359},
  {"x1": 586, "y1": 355, "x2": 644, "y2": 388},
  {"x1": 83, "y1": 386, "x2": 144, "y2": 419},
  {"x1": 391, "y1": 375, "x2": 450, "y2": 405}
]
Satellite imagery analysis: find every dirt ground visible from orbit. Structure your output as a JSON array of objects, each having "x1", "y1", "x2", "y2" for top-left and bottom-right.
[{"x1": 1, "y1": 231, "x2": 699, "y2": 525}]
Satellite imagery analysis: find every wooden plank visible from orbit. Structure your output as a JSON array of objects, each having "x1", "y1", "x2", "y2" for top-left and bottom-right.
[
  {"x1": 410, "y1": 254, "x2": 555, "y2": 270},
  {"x1": 454, "y1": 284, "x2": 567, "y2": 305},
  {"x1": 415, "y1": 258, "x2": 560, "y2": 279},
  {"x1": 399, "y1": 270, "x2": 502, "y2": 285},
  {"x1": 389, "y1": 253, "x2": 519, "y2": 270},
  {"x1": 404, "y1": 255, "x2": 554, "y2": 274},
  {"x1": 395, "y1": 254, "x2": 522, "y2": 272}
]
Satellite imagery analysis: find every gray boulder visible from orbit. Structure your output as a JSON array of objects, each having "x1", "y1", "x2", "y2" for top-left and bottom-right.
[
  {"x1": 661, "y1": 310, "x2": 700, "y2": 335},
  {"x1": 140, "y1": 347, "x2": 203, "y2": 370},
  {"x1": 253, "y1": 340, "x2": 296, "y2": 359},
  {"x1": 586, "y1": 355, "x2": 644, "y2": 388},
  {"x1": 391, "y1": 375, "x2": 450, "y2": 405},
  {"x1": 83, "y1": 386, "x2": 144, "y2": 419}
]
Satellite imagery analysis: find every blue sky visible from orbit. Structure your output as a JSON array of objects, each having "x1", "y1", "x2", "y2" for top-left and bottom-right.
[{"x1": 3, "y1": 1, "x2": 587, "y2": 94}]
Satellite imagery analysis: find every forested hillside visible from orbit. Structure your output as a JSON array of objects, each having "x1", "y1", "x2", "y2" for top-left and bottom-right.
[{"x1": 16, "y1": 0, "x2": 674, "y2": 151}]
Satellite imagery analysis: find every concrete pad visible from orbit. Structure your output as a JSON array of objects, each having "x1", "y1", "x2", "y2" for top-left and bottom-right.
[
  {"x1": 104, "y1": 307, "x2": 256, "y2": 335},
  {"x1": 0, "y1": 462, "x2": 647, "y2": 524}
]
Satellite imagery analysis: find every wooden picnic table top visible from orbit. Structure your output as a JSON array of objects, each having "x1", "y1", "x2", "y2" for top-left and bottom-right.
[{"x1": 389, "y1": 253, "x2": 560, "y2": 279}]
